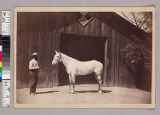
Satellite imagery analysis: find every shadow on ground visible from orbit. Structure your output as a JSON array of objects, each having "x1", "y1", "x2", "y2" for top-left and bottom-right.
[
  {"x1": 76, "y1": 90, "x2": 112, "y2": 94},
  {"x1": 36, "y1": 90, "x2": 59, "y2": 94}
]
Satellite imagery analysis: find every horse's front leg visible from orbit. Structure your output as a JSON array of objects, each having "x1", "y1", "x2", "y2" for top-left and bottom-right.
[
  {"x1": 73, "y1": 75, "x2": 76, "y2": 94},
  {"x1": 68, "y1": 74, "x2": 72, "y2": 93},
  {"x1": 71, "y1": 74, "x2": 76, "y2": 94}
]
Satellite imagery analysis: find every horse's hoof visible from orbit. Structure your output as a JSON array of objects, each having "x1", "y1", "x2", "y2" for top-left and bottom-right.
[
  {"x1": 71, "y1": 91, "x2": 75, "y2": 94},
  {"x1": 98, "y1": 90, "x2": 103, "y2": 94},
  {"x1": 68, "y1": 90, "x2": 72, "y2": 93}
]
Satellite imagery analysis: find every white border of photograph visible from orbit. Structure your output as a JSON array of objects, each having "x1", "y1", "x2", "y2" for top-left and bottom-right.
[{"x1": 14, "y1": 7, "x2": 156, "y2": 108}]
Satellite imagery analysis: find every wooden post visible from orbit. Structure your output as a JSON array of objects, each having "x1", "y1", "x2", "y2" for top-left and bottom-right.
[{"x1": 103, "y1": 38, "x2": 109, "y2": 86}]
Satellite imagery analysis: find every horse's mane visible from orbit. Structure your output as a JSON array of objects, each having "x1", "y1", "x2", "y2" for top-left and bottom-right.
[{"x1": 60, "y1": 53, "x2": 79, "y2": 62}]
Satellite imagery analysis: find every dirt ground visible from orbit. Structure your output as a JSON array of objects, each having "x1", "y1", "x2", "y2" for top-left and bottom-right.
[{"x1": 16, "y1": 84, "x2": 151, "y2": 104}]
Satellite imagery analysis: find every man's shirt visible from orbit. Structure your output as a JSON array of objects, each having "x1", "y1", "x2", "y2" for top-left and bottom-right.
[{"x1": 29, "y1": 58, "x2": 39, "y2": 70}]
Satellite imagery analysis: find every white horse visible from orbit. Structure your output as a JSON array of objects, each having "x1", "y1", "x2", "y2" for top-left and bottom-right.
[{"x1": 52, "y1": 50, "x2": 103, "y2": 94}]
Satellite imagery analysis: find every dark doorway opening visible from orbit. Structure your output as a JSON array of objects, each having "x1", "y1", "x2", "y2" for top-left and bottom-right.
[{"x1": 59, "y1": 33, "x2": 106, "y2": 86}]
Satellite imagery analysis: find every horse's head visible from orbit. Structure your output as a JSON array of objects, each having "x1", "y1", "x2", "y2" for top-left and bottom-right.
[{"x1": 52, "y1": 50, "x2": 61, "y2": 65}]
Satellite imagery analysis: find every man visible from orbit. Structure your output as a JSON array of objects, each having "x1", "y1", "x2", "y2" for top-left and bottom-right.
[{"x1": 29, "y1": 52, "x2": 40, "y2": 95}]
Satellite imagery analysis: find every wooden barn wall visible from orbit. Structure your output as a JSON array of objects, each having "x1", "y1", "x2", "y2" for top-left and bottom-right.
[
  {"x1": 107, "y1": 31, "x2": 135, "y2": 88},
  {"x1": 16, "y1": 12, "x2": 135, "y2": 88}
]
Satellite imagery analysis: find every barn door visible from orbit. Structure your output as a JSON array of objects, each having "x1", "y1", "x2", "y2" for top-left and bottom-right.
[
  {"x1": 37, "y1": 31, "x2": 60, "y2": 88},
  {"x1": 59, "y1": 34, "x2": 106, "y2": 86},
  {"x1": 103, "y1": 38, "x2": 109, "y2": 86}
]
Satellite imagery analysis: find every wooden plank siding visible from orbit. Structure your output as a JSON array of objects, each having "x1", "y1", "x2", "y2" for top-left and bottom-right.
[{"x1": 16, "y1": 12, "x2": 136, "y2": 88}]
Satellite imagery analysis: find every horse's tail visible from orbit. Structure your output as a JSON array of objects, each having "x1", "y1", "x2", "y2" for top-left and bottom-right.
[{"x1": 101, "y1": 68, "x2": 104, "y2": 77}]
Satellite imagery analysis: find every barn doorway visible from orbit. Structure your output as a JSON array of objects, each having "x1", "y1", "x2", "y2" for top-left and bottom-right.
[{"x1": 59, "y1": 33, "x2": 107, "y2": 86}]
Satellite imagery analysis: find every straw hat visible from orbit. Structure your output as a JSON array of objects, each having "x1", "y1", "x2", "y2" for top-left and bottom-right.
[{"x1": 31, "y1": 52, "x2": 38, "y2": 56}]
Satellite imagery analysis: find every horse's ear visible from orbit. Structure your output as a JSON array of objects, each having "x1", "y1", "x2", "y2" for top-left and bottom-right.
[
  {"x1": 57, "y1": 49, "x2": 60, "y2": 53},
  {"x1": 55, "y1": 50, "x2": 58, "y2": 54}
]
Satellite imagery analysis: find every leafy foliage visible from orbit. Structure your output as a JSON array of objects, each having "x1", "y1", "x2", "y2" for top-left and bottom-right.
[{"x1": 121, "y1": 38, "x2": 152, "y2": 72}]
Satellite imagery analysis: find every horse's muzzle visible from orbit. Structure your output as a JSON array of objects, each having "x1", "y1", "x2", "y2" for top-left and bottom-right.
[{"x1": 52, "y1": 61, "x2": 58, "y2": 65}]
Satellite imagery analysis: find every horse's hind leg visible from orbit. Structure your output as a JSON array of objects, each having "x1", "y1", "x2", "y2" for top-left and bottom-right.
[{"x1": 97, "y1": 75, "x2": 102, "y2": 94}]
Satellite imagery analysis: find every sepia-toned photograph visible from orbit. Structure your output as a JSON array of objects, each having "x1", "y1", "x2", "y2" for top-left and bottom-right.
[{"x1": 14, "y1": 7, "x2": 155, "y2": 108}]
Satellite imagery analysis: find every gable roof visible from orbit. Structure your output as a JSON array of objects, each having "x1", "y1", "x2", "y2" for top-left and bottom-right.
[
  {"x1": 88, "y1": 12, "x2": 146, "y2": 39},
  {"x1": 17, "y1": 12, "x2": 147, "y2": 40}
]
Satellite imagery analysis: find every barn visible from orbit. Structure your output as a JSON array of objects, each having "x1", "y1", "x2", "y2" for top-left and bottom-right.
[{"x1": 16, "y1": 12, "x2": 149, "y2": 90}]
